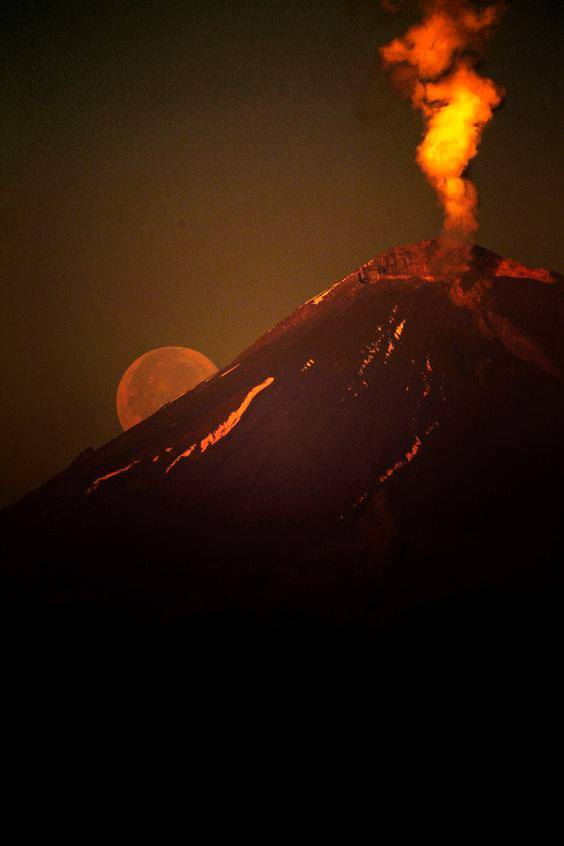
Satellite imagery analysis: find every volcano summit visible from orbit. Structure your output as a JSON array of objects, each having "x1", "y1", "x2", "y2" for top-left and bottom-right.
[{"x1": 3, "y1": 241, "x2": 563, "y2": 644}]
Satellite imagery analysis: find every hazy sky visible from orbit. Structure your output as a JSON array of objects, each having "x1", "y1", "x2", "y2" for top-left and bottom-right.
[{"x1": 1, "y1": 0, "x2": 563, "y2": 506}]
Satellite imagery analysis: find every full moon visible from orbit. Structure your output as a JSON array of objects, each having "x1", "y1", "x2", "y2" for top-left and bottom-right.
[{"x1": 116, "y1": 346, "x2": 218, "y2": 430}]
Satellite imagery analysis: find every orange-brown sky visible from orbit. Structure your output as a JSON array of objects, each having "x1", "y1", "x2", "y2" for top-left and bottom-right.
[{"x1": 1, "y1": 0, "x2": 563, "y2": 507}]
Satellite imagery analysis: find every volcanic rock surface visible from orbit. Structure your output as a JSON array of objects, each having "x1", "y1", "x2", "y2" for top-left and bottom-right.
[{"x1": 3, "y1": 240, "x2": 563, "y2": 643}]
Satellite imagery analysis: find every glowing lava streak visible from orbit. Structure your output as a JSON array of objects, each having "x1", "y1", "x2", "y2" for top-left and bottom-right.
[
  {"x1": 87, "y1": 459, "x2": 141, "y2": 494},
  {"x1": 200, "y1": 376, "x2": 275, "y2": 452},
  {"x1": 165, "y1": 444, "x2": 197, "y2": 475},
  {"x1": 166, "y1": 376, "x2": 275, "y2": 473},
  {"x1": 379, "y1": 436, "x2": 422, "y2": 483},
  {"x1": 380, "y1": 1, "x2": 504, "y2": 240}
]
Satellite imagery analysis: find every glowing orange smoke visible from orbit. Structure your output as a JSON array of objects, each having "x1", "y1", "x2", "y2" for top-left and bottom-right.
[{"x1": 380, "y1": 1, "x2": 505, "y2": 241}]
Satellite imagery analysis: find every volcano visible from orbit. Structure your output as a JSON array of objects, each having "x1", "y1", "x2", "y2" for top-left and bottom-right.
[{"x1": 3, "y1": 240, "x2": 563, "y2": 646}]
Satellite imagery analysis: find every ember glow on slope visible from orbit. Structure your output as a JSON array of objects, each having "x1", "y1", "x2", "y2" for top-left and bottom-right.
[
  {"x1": 380, "y1": 0, "x2": 505, "y2": 240},
  {"x1": 87, "y1": 375, "x2": 275, "y2": 491}
]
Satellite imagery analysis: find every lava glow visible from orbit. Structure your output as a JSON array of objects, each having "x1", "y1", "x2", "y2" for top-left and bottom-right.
[
  {"x1": 87, "y1": 378, "x2": 276, "y2": 490},
  {"x1": 166, "y1": 376, "x2": 275, "y2": 474},
  {"x1": 379, "y1": 435, "x2": 422, "y2": 482},
  {"x1": 494, "y1": 257, "x2": 556, "y2": 283},
  {"x1": 200, "y1": 377, "x2": 274, "y2": 453},
  {"x1": 87, "y1": 459, "x2": 141, "y2": 494},
  {"x1": 380, "y1": 1, "x2": 505, "y2": 240}
]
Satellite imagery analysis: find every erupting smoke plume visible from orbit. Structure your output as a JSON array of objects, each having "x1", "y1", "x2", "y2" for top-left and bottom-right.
[{"x1": 380, "y1": 0, "x2": 505, "y2": 242}]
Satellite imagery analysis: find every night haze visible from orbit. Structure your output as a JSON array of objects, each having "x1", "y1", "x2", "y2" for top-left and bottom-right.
[{"x1": 1, "y1": 0, "x2": 563, "y2": 511}]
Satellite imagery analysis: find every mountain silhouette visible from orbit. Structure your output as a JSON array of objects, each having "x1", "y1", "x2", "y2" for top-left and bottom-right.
[{"x1": 3, "y1": 240, "x2": 563, "y2": 647}]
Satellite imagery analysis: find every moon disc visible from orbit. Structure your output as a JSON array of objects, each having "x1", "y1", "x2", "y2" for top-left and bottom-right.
[{"x1": 116, "y1": 346, "x2": 218, "y2": 430}]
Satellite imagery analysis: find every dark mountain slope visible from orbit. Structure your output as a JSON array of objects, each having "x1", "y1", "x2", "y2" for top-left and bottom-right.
[{"x1": 3, "y1": 240, "x2": 563, "y2": 642}]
